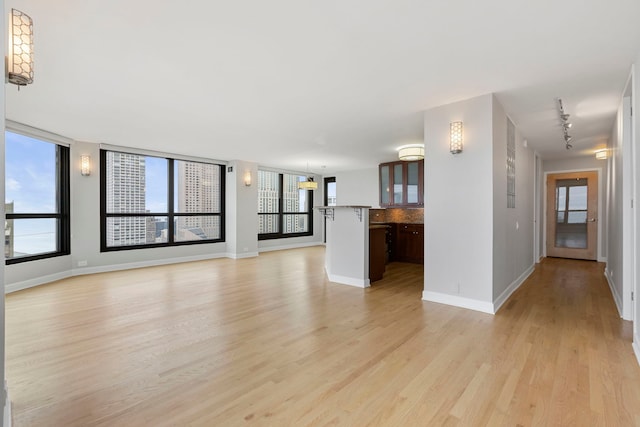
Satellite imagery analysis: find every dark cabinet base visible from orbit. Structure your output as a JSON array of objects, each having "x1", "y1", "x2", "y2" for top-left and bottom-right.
[
  {"x1": 369, "y1": 227, "x2": 388, "y2": 282},
  {"x1": 390, "y1": 223, "x2": 424, "y2": 264}
]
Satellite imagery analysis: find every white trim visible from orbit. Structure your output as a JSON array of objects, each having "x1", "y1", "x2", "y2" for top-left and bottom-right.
[
  {"x1": 598, "y1": 256, "x2": 608, "y2": 263},
  {"x1": 258, "y1": 242, "x2": 323, "y2": 253},
  {"x1": 493, "y1": 264, "x2": 535, "y2": 313},
  {"x1": 633, "y1": 337, "x2": 640, "y2": 367},
  {"x1": 227, "y1": 252, "x2": 259, "y2": 259},
  {"x1": 327, "y1": 273, "x2": 370, "y2": 288},
  {"x1": 422, "y1": 291, "x2": 494, "y2": 314},
  {"x1": 71, "y1": 252, "x2": 229, "y2": 277},
  {"x1": 6, "y1": 252, "x2": 230, "y2": 293},
  {"x1": 605, "y1": 268, "x2": 624, "y2": 318},
  {"x1": 6, "y1": 120, "x2": 73, "y2": 146},
  {"x1": 5, "y1": 271, "x2": 72, "y2": 294},
  {"x1": 99, "y1": 143, "x2": 226, "y2": 165}
]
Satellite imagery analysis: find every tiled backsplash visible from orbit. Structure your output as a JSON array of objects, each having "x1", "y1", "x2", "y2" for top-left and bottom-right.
[{"x1": 369, "y1": 208, "x2": 424, "y2": 224}]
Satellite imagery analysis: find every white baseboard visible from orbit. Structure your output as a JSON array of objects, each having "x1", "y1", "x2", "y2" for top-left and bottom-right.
[
  {"x1": 633, "y1": 338, "x2": 640, "y2": 367},
  {"x1": 493, "y1": 265, "x2": 535, "y2": 313},
  {"x1": 258, "y1": 242, "x2": 323, "y2": 253},
  {"x1": 604, "y1": 268, "x2": 623, "y2": 318},
  {"x1": 70, "y1": 252, "x2": 229, "y2": 277},
  {"x1": 5, "y1": 271, "x2": 72, "y2": 294},
  {"x1": 227, "y1": 252, "x2": 259, "y2": 259},
  {"x1": 422, "y1": 291, "x2": 494, "y2": 315},
  {"x1": 327, "y1": 273, "x2": 370, "y2": 288},
  {"x1": 6, "y1": 252, "x2": 229, "y2": 294}
]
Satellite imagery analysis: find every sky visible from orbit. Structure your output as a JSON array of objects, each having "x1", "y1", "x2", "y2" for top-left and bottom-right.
[{"x1": 5, "y1": 131, "x2": 58, "y2": 255}]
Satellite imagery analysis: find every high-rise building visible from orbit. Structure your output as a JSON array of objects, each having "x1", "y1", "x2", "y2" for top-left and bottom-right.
[
  {"x1": 257, "y1": 172, "x2": 307, "y2": 234},
  {"x1": 258, "y1": 171, "x2": 280, "y2": 234},
  {"x1": 176, "y1": 161, "x2": 221, "y2": 241},
  {"x1": 105, "y1": 152, "x2": 149, "y2": 246}
]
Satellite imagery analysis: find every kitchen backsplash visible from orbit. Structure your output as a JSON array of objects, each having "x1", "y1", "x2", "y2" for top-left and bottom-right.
[{"x1": 369, "y1": 208, "x2": 424, "y2": 224}]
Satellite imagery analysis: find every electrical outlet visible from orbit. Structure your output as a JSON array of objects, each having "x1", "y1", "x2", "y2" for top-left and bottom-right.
[{"x1": 78, "y1": 260, "x2": 88, "y2": 267}]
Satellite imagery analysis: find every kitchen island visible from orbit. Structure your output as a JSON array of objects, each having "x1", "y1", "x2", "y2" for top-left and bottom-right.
[{"x1": 317, "y1": 205, "x2": 372, "y2": 287}]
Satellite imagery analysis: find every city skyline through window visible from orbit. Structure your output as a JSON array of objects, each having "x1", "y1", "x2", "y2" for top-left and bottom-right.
[
  {"x1": 258, "y1": 170, "x2": 313, "y2": 239},
  {"x1": 101, "y1": 150, "x2": 224, "y2": 250}
]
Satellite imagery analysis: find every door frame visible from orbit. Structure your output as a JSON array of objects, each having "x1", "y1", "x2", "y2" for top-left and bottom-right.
[
  {"x1": 546, "y1": 171, "x2": 598, "y2": 260},
  {"x1": 543, "y1": 168, "x2": 605, "y2": 262}
]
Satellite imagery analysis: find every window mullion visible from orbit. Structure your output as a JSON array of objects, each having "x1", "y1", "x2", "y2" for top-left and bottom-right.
[{"x1": 168, "y1": 159, "x2": 175, "y2": 244}]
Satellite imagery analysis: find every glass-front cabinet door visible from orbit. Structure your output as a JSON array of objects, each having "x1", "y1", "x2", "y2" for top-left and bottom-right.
[
  {"x1": 379, "y1": 160, "x2": 423, "y2": 207},
  {"x1": 393, "y1": 164, "x2": 404, "y2": 204},
  {"x1": 380, "y1": 164, "x2": 390, "y2": 205},
  {"x1": 407, "y1": 161, "x2": 419, "y2": 204}
]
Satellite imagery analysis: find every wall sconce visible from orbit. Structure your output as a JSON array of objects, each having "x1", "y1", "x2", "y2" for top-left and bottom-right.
[
  {"x1": 397, "y1": 144, "x2": 424, "y2": 161},
  {"x1": 595, "y1": 149, "x2": 608, "y2": 160},
  {"x1": 244, "y1": 171, "x2": 252, "y2": 186},
  {"x1": 81, "y1": 155, "x2": 91, "y2": 176},
  {"x1": 7, "y1": 9, "x2": 34, "y2": 87},
  {"x1": 450, "y1": 121, "x2": 463, "y2": 154}
]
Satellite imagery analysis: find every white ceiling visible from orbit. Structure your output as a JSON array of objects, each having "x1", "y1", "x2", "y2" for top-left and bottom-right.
[{"x1": 5, "y1": 0, "x2": 640, "y2": 174}]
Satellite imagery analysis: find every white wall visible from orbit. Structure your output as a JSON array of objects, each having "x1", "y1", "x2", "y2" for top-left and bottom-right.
[
  {"x1": 333, "y1": 168, "x2": 379, "y2": 207},
  {"x1": 632, "y1": 58, "x2": 640, "y2": 362},
  {"x1": 422, "y1": 94, "x2": 535, "y2": 314},
  {"x1": 606, "y1": 92, "x2": 633, "y2": 320},
  {"x1": 226, "y1": 160, "x2": 259, "y2": 258},
  {"x1": 1, "y1": 0, "x2": 7, "y2": 422},
  {"x1": 542, "y1": 156, "x2": 608, "y2": 262},
  {"x1": 423, "y1": 94, "x2": 495, "y2": 313},
  {"x1": 492, "y1": 97, "x2": 535, "y2": 304}
]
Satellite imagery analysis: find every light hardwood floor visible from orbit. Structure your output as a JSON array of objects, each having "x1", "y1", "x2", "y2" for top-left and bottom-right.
[{"x1": 6, "y1": 247, "x2": 640, "y2": 426}]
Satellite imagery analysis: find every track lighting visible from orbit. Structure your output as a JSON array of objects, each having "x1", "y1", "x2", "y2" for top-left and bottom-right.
[{"x1": 557, "y1": 98, "x2": 573, "y2": 150}]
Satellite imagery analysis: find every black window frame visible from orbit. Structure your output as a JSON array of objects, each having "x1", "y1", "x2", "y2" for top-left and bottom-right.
[
  {"x1": 5, "y1": 132, "x2": 70, "y2": 265},
  {"x1": 258, "y1": 171, "x2": 313, "y2": 240},
  {"x1": 100, "y1": 149, "x2": 225, "y2": 252}
]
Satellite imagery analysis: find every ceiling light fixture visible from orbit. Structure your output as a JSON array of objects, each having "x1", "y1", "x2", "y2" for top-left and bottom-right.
[
  {"x1": 6, "y1": 9, "x2": 34, "y2": 87},
  {"x1": 595, "y1": 149, "x2": 608, "y2": 160},
  {"x1": 557, "y1": 98, "x2": 573, "y2": 150},
  {"x1": 397, "y1": 144, "x2": 424, "y2": 161},
  {"x1": 298, "y1": 163, "x2": 318, "y2": 190}
]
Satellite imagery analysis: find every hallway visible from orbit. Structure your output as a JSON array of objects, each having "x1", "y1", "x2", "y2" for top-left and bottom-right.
[{"x1": 5, "y1": 249, "x2": 640, "y2": 426}]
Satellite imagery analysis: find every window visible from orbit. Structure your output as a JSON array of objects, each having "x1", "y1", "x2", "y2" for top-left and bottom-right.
[
  {"x1": 100, "y1": 150, "x2": 224, "y2": 251},
  {"x1": 5, "y1": 131, "x2": 70, "y2": 264},
  {"x1": 257, "y1": 171, "x2": 313, "y2": 239}
]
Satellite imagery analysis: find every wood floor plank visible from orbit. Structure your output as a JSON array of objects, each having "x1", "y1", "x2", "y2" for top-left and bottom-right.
[{"x1": 5, "y1": 249, "x2": 640, "y2": 426}]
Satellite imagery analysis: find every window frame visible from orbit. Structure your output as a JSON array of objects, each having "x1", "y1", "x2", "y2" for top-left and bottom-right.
[
  {"x1": 100, "y1": 149, "x2": 225, "y2": 252},
  {"x1": 258, "y1": 171, "x2": 313, "y2": 240},
  {"x1": 5, "y1": 130, "x2": 70, "y2": 265}
]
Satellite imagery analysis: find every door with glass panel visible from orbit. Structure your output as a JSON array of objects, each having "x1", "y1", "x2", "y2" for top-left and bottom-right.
[{"x1": 546, "y1": 171, "x2": 598, "y2": 260}]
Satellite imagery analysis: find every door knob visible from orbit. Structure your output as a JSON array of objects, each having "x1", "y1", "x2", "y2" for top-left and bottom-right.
[{"x1": 587, "y1": 218, "x2": 597, "y2": 222}]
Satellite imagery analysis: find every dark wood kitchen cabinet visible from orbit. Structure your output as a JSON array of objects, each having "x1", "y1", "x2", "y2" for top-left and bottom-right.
[
  {"x1": 369, "y1": 226, "x2": 388, "y2": 282},
  {"x1": 394, "y1": 224, "x2": 424, "y2": 264},
  {"x1": 379, "y1": 160, "x2": 424, "y2": 207}
]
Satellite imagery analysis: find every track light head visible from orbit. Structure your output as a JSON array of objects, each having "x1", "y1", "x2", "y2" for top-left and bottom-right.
[
  {"x1": 560, "y1": 114, "x2": 570, "y2": 121},
  {"x1": 563, "y1": 122, "x2": 572, "y2": 129}
]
